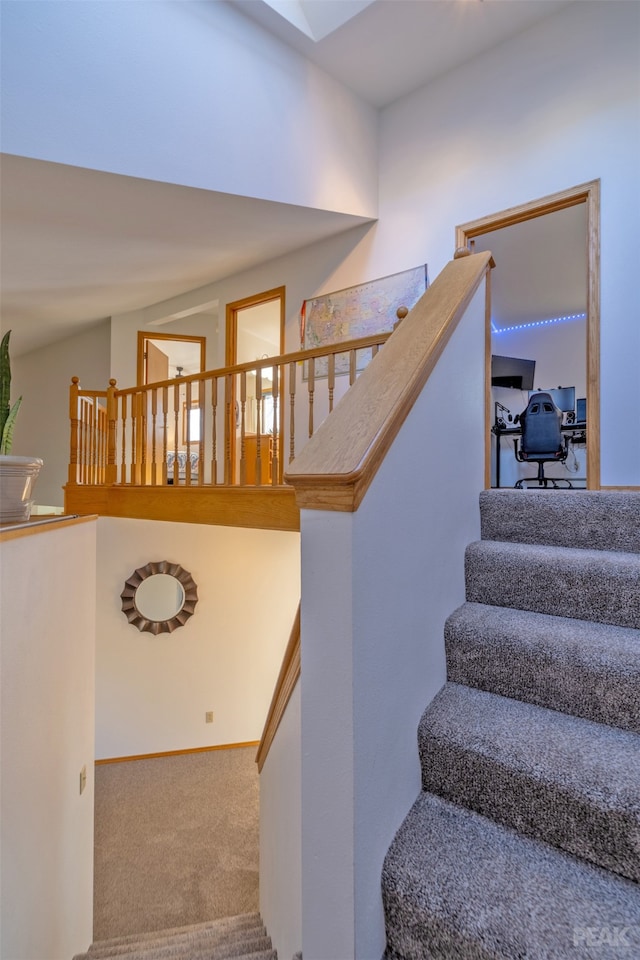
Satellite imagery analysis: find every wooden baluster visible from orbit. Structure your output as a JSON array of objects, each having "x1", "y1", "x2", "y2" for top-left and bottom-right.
[
  {"x1": 83, "y1": 399, "x2": 91, "y2": 484},
  {"x1": 78, "y1": 397, "x2": 86, "y2": 484},
  {"x1": 198, "y1": 379, "x2": 205, "y2": 486},
  {"x1": 120, "y1": 394, "x2": 127, "y2": 483},
  {"x1": 328, "y1": 353, "x2": 336, "y2": 414},
  {"x1": 85, "y1": 397, "x2": 96, "y2": 483},
  {"x1": 349, "y1": 349, "x2": 357, "y2": 386},
  {"x1": 68, "y1": 377, "x2": 80, "y2": 485},
  {"x1": 271, "y1": 364, "x2": 279, "y2": 484},
  {"x1": 150, "y1": 387, "x2": 158, "y2": 485},
  {"x1": 185, "y1": 380, "x2": 192, "y2": 485},
  {"x1": 106, "y1": 379, "x2": 117, "y2": 486},
  {"x1": 308, "y1": 356, "x2": 315, "y2": 438},
  {"x1": 224, "y1": 374, "x2": 233, "y2": 485},
  {"x1": 129, "y1": 394, "x2": 137, "y2": 484},
  {"x1": 288, "y1": 361, "x2": 297, "y2": 463},
  {"x1": 94, "y1": 403, "x2": 100, "y2": 483},
  {"x1": 255, "y1": 368, "x2": 262, "y2": 484},
  {"x1": 134, "y1": 392, "x2": 143, "y2": 484},
  {"x1": 161, "y1": 386, "x2": 168, "y2": 485},
  {"x1": 211, "y1": 377, "x2": 218, "y2": 485},
  {"x1": 98, "y1": 403, "x2": 107, "y2": 483},
  {"x1": 77, "y1": 396, "x2": 84, "y2": 484},
  {"x1": 140, "y1": 390, "x2": 148, "y2": 485},
  {"x1": 80, "y1": 398, "x2": 86, "y2": 484},
  {"x1": 93, "y1": 399, "x2": 100, "y2": 483},
  {"x1": 239, "y1": 371, "x2": 247, "y2": 485},
  {"x1": 172, "y1": 382, "x2": 180, "y2": 485}
]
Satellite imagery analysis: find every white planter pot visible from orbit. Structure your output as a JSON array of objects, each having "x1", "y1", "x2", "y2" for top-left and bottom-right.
[{"x1": 0, "y1": 455, "x2": 44, "y2": 523}]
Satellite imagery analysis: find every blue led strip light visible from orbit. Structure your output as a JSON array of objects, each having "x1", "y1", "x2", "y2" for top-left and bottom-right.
[{"x1": 492, "y1": 312, "x2": 586, "y2": 334}]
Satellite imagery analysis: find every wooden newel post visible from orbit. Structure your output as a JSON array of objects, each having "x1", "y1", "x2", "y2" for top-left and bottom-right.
[
  {"x1": 394, "y1": 305, "x2": 409, "y2": 330},
  {"x1": 68, "y1": 377, "x2": 80, "y2": 485},
  {"x1": 106, "y1": 379, "x2": 118, "y2": 485}
]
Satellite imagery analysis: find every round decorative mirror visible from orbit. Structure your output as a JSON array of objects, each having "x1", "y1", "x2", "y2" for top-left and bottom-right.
[{"x1": 121, "y1": 560, "x2": 198, "y2": 634}]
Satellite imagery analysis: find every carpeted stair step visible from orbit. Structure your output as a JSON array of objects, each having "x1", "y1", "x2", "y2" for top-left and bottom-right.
[
  {"x1": 81, "y1": 915, "x2": 265, "y2": 955},
  {"x1": 382, "y1": 791, "x2": 640, "y2": 960},
  {"x1": 73, "y1": 914, "x2": 273, "y2": 960},
  {"x1": 479, "y1": 489, "x2": 640, "y2": 554},
  {"x1": 464, "y1": 539, "x2": 640, "y2": 628},
  {"x1": 445, "y1": 601, "x2": 640, "y2": 732},
  {"x1": 418, "y1": 683, "x2": 640, "y2": 882},
  {"x1": 77, "y1": 940, "x2": 273, "y2": 960}
]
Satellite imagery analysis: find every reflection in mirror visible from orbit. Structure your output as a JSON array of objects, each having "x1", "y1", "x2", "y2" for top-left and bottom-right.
[
  {"x1": 121, "y1": 561, "x2": 198, "y2": 634},
  {"x1": 135, "y1": 574, "x2": 185, "y2": 621}
]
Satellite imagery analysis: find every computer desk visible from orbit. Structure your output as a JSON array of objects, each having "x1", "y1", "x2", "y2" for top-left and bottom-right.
[{"x1": 493, "y1": 422, "x2": 587, "y2": 488}]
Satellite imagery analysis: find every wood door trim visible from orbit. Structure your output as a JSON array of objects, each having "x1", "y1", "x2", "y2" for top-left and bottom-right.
[
  {"x1": 137, "y1": 331, "x2": 207, "y2": 386},
  {"x1": 225, "y1": 287, "x2": 286, "y2": 482},
  {"x1": 456, "y1": 180, "x2": 600, "y2": 490},
  {"x1": 225, "y1": 286, "x2": 286, "y2": 367}
]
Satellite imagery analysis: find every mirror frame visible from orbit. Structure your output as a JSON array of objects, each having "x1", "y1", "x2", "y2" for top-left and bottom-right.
[{"x1": 121, "y1": 560, "x2": 198, "y2": 634}]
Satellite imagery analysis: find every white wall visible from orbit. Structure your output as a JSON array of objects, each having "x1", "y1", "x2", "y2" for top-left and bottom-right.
[
  {"x1": 4, "y1": 2, "x2": 639, "y2": 495},
  {"x1": 1, "y1": 0, "x2": 377, "y2": 217},
  {"x1": 11, "y1": 321, "x2": 111, "y2": 507},
  {"x1": 369, "y1": 0, "x2": 640, "y2": 486},
  {"x1": 259, "y1": 682, "x2": 302, "y2": 960},
  {"x1": 95, "y1": 517, "x2": 300, "y2": 759},
  {"x1": 106, "y1": 0, "x2": 640, "y2": 487},
  {"x1": 301, "y1": 284, "x2": 486, "y2": 959},
  {"x1": 0, "y1": 519, "x2": 96, "y2": 960},
  {"x1": 109, "y1": 223, "x2": 375, "y2": 387}
]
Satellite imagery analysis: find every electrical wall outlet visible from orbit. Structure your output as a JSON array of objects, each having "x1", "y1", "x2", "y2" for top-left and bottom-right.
[
  {"x1": 205, "y1": 711, "x2": 214, "y2": 723},
  {"x1": 79, "y1": 765, "x2": 87, "y2": 795}
]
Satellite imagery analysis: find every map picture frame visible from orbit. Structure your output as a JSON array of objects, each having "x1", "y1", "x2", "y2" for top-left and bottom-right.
[{"x1": 302, "y1": 264, "x2": 428, "y2": 379}]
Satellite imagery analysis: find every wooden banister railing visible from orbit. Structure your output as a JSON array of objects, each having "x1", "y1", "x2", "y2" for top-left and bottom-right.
[
  {"x1": 256, "y1": 603, "x2": 301, "y2": 773},
  {"x1": 68, "y1": 378, "x2": 109, "y2": 486},
  {"x1": 285, "y1": 251, "x2": 495, "y2": 511},
  {"x1": 68, "y1": 333, "x2": 392, "y2": 492}
]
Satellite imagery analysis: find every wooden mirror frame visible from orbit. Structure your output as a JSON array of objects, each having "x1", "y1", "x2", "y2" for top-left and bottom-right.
[{"x1": 120, "y1": 560, "x2": 198, "y2": 635}]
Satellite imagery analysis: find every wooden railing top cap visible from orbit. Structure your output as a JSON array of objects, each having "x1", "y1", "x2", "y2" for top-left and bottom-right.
[{"x1": 285, "y1": 251, "x2": 494, "y2": 507}]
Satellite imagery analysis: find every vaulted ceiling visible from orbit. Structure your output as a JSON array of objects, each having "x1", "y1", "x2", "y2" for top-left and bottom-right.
[{"x1": 1, "y1": 0, "x2": 577, "y2": 356}]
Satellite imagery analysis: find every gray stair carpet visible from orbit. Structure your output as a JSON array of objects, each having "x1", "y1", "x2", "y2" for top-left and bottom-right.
[
  {"x1": 479, "y1": 489, "x2": 640, "y2": 553},
  {"x1": 418, "y1": 682, "x2": 640, "y2": 882},
  {"x1": 464, "y1": 539, "x2": 640, "y2": 628},
  {"x1": 445, "y1": 602, "x2": 640, "y2": 733},
  {"x1": 73, "y1": 913, "x2": 275, "y2": 960},
  {"x1": 382, "y1": 490, "x2": 640, "y2": 959}
]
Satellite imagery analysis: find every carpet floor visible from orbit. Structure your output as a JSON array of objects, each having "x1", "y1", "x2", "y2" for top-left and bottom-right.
[{"x1": 93, "y1": 746, "x2": 259, "y2": 941}]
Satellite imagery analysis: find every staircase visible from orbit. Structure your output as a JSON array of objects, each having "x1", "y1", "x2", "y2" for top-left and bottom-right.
[
  {"x1": 382, "y1": 489, "x2": 640, "y2": 959},
  {"x1": 72, "y1": 913, "x2": 276, "y2": 960}
]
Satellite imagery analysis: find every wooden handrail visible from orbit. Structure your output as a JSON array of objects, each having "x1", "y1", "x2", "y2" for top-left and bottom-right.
[
  {"x1": 114, "y1": 333, "x2": 392, "y2": 396},
  {"x1": 256, "y1": 603, "x2": 301, "y2": 773},
  {"x1": 67, "y1": 331, "x2": 392, "y2": 491},
  {"x1": 284, "y1": 252, "x2": 495, "y2": 512}
]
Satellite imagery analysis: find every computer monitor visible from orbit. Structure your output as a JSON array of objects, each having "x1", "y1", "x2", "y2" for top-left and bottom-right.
[
  {"x1": 491, "y1": 355, "x2": 536, "y2": 391},
  {"x1": 529, "y1": 386, "x2": 576, "y2": 414},
  {"x1": 576, "y1": 397, "x2": 587, "y2": 423}
]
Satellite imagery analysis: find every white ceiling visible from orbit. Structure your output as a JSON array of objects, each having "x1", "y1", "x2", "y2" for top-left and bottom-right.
[
  {"x1": 231, "y1": 0, "x2": 573, "y2": 108},
  {"x1": 1, "y1": 0, "x2": 578, "y2": 357}
]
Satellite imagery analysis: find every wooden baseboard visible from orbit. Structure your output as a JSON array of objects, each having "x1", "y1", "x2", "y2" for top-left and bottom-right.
[
  {"x1": 95, "y1": 741, "x2": 260, "y2": 765},
  {"x1": 599, "y1": 485, "x2": 640, "y2": 491}
]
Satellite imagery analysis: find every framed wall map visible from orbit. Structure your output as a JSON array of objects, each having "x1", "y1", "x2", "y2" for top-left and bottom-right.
[{"x1": 302, "y1": 265, "x2": 428, "y2": 377}]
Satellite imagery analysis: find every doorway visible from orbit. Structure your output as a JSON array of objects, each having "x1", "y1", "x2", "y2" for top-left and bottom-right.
[
  {"x1": 456, "y1": 180, "x2": 600, "y2": 490},
  {"x1": 137, "y1": 332, "x2": 206, "y2": 385},
  {"x1": 225, "y1": 288, "x2": 285, "y2": 483}
]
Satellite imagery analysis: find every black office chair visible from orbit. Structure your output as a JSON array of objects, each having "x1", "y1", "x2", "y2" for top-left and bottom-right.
[{"x1": 513, "y1": 392, "x2": 571, "y2": 488}]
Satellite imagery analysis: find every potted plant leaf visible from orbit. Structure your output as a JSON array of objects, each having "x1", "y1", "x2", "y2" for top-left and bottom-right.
[{"x1": 0, "y1": 330, "x2": 43, "y2": 522}]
